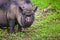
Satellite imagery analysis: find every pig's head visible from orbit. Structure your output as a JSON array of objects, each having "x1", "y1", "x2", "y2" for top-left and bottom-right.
[
  {"x1": 19, "y1": 6, "x2": 37, "y2": 28},
  {"x1": 16, "y1": 0, "x2": 37, "y2": 28}
]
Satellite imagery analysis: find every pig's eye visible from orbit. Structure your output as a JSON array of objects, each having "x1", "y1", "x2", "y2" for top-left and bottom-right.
[
  {"x1": 22, "y1": 11, "x2": 25, "y2": 15},
  {"x1": 22, "y1": 10, "x2": 26, "y2": 15},
  {"x1": 22, "y1": 13, "x2": 25, "y2": 15}
]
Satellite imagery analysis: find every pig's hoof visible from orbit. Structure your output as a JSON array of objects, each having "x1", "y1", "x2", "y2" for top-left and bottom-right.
[{"x1": 21, "y1": 28, "x2": 26, "y2": 32}]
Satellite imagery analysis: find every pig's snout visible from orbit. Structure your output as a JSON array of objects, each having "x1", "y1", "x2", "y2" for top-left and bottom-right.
[{"x1": 25, "y1": 17, "x2": 32, "y2": 23}]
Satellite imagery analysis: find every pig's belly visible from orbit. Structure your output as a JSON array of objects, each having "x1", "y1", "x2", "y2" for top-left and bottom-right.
[
  {"x1": 0, "y1": 15, "x2": 8, "y2": 26},
  {"x1": 0, "y1": 8, "x2": 9, "y2": 27},
  {"x1": 0, "y1": 19, "x2": 8, "y2": 25}
]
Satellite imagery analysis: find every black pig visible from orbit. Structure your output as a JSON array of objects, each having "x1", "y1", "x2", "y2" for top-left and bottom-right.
[{"x1": 0, "y1": 0, "x2": 37, "y2": 33}]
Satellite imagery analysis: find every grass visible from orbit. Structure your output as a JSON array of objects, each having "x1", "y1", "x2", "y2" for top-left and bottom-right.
[
  {"x1": 31, "y1": 0, "x2": 60, "y2": 9},
  {"x1": 0, "y1": 0, "x2": 60, "y2": 40}
]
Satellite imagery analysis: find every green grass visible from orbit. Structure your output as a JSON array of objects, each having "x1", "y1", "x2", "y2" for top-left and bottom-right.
[
  {"x1": 31, "y1": 0, "x2": 60, "y2": 9},
  {"x1": 0, "y1": 0, "x2": 60, "y2": 40}
]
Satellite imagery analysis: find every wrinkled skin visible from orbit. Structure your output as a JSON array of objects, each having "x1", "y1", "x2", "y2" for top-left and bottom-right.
[
  {"x1": 14, "y1": 0, "x2": 37, "y2": 27},
  {"x1": 0, "y1": 0, "x2": 37, "y2": 33},
  {"x1": 15, "y1": 0, "x2": 37, "y2": 32}
]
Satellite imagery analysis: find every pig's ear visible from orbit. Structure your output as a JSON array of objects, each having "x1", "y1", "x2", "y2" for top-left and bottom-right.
[
  {"x1": 33, "y1": 6, "x2": 38, "y2": 12},
  {"x1": 19, "y1": 7, "x2": 23, "y2": 12}
]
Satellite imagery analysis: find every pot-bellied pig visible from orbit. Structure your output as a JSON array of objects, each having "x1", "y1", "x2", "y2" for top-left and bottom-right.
[{"x1": 0, "y1": 0, "x2": 37, "y2": 33}]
